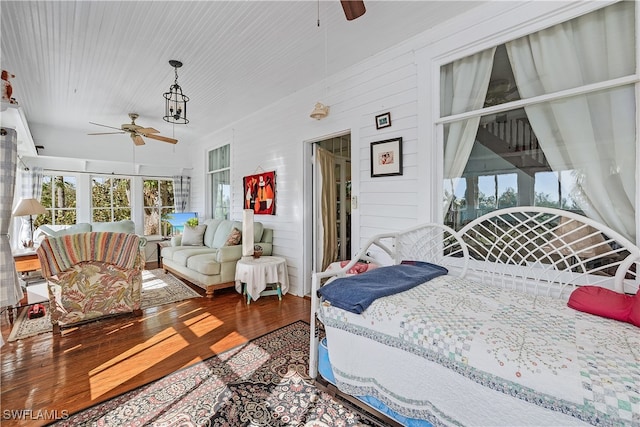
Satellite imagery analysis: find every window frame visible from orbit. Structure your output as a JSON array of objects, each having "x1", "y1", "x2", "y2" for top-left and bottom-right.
[
  {"x1": 207, "y1": 144, "x2": 231, "y2": 220},
  {"x1": 90, "y1": 175, "x2": 132, "y2": 222},
  {"x1": 434, "y1": 5, "x2": 639, "y2": 238}
]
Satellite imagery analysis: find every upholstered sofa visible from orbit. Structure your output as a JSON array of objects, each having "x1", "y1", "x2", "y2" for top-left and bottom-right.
[
  {"x1": 36, "y1": 232, "x2": 144, "y2": 333},
  {"x1": 161, "y1": 219, "x2": 273, "y2": 298},
  {"x1": 34, "y1": 220, "x2": 147, "y2": 247}
]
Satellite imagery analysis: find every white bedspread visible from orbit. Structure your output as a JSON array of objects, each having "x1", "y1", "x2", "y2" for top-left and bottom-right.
[{"x1": 319, "y1": 275, "x2": 640, "y2": 426}]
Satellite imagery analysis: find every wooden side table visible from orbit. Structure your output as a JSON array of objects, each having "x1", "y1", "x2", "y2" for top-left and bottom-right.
[
  {"x1": 234, "y1": 256, "x2": 289, "y2": 303},
  {"x1": 13, "y1": 250, "x2": 41, "y2": 274}
]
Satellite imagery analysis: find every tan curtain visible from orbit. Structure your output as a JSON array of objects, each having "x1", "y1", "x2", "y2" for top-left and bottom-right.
[{"x1": 317, "y1": 147, "x2": 337, "y2": 271}]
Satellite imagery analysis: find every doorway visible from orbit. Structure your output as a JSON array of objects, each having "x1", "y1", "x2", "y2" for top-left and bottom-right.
[{"x1": 312, "y1": 133, "x2": 352, "y2": 273}]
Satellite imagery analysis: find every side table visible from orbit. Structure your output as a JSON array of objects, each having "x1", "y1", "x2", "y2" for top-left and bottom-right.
[
  {"x1": 156, "y1": 240, "x2": 172, "y2": 266},
  {"x1": 234, "y1": 256, "x2": 289, "y2": 303},
  {"x1": 13, "y1": 250, "x2": 41, "y2": 274}
]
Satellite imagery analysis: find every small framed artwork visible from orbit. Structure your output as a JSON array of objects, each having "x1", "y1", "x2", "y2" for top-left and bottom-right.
[
  {"x1": 370, "y1": 137, "x2": 403, "y2": 177},
  {"x1": 375, "y1": 112, "x2": 391, "y2": 129}
]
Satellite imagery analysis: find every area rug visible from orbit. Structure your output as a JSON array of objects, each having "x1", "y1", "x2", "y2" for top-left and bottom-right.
[
  {"x1": 7, "y1": 269, "x2": 201, "y2": 342},
  {"x1": 52, "y1": 321, "x2": 387, "y2": 426}
]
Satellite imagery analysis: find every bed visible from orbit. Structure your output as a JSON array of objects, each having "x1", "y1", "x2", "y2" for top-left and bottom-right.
[{"x1": 309, "y1": 207, "x2": 640, "y2": 426}]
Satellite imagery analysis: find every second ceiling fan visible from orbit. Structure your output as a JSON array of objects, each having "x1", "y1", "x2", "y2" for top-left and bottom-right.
[{"x1": 88, "y1": 113, "x2": 178, "y2": 146}]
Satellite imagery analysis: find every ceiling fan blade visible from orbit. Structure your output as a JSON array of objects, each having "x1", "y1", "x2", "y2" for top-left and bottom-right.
[
  {"x1": 144, "y1": 133, "x2": 178, "y2": 144},
  {"x1": 340, "y1": 0, "x2": 366, "y2": 20},
  {"x1": 89, "y1": 122, "x2": 123, "y2": 131},
  {"x1": 88, "y1": 131, "x2": 125, "y2": 135},
  {"x1": 136, "y1": 127, "x2": 160, "y2": 135},
  {"x1": 132, "y1": 134, "x2": 145, "y2": 146}
]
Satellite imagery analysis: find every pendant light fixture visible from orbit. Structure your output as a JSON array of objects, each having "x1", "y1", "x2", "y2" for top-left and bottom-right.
[{"x1": 163, "y1": 60, "x2": 189, "y2": 124}]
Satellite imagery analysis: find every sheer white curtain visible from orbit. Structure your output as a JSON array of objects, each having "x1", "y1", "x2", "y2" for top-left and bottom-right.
[
  {"x1": 172, "y1": 175, "x2": 190, "y2": 213},
  {"x1": 442, "y1": 47, "x2": 496, "y2": 212},
  {"x1": 506, "y1": 2, "x2": 636, "y2": 241}
]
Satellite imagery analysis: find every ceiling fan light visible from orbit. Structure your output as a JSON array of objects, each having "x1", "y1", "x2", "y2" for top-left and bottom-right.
[
  {"x1": 310, "y1": 102, "x2": 329, "y2": 120},
  {"x1": 163, "y1": 60, "x2": 189, "y2": 124}
]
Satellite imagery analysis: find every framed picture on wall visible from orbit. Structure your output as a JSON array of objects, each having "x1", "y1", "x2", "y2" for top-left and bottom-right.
[
  {"x1": 243, "y1": 171, "x2": 276, "y2": 215},
  {"x1": 370, "y1": 137, "x2": 403, "y2": 177},
  {"x1": 375, "y1": 112, "x2": 391, "y2": 129}
]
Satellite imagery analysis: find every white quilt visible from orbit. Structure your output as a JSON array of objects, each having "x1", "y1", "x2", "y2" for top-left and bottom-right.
[{"x1": 319, "y1": 275, "x2": 640, "y2": 426}]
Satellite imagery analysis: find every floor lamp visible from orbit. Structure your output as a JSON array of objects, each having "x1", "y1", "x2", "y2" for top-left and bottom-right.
[{"x1": 12, "y1": 198, "x2": 46, "y2": 248}]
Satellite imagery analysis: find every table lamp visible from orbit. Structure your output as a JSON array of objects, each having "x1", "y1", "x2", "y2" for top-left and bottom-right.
[
  {"x1": 12, "y1": 198, "x2": 46, "y2": 248},
  {"x1": 242, "y1": 209, "x2": 254, "y2": 258}
]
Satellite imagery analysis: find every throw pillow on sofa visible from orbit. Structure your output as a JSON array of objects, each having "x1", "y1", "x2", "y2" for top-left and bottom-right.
[
  {"x1": 225, "y1": 227, "x2": 242, "y2": 246},
  {"x1": 182, "y1": 225, "x2": 207, "y2": 246}
]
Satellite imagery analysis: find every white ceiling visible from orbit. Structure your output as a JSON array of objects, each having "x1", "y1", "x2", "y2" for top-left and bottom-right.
[{"x1": 1, "y1": 1, "x2": 483, "y2": 162}]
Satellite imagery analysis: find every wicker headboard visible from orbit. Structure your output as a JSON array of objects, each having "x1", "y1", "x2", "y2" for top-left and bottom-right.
[{"x1": 392, "y1": 207, "x2": 640, "y2": 297}]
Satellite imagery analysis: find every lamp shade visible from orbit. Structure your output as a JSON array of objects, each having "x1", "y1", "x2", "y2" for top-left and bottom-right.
[
  {"x1": 242, "y1": 209, "x2": 254, "y2": 257},
  {"x1": 12, "y1": 198, "x2": 46, "y2": 216}
]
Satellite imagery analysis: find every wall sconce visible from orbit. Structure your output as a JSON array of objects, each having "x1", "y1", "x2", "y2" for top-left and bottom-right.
[
  {"x1": 310, "y1": 102, "x2": 329, "y2": 120},
  {"x1": 163, "y1": 60, "x2": 189, "y2": 124}
]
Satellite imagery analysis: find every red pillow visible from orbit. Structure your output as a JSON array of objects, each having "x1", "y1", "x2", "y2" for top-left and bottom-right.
[
  {"x1": 627, "y1": 290, "x2": 640, "y2": 327},
  {"x1": 568, "y1": 286, "x2": 637, "y2": 325}
]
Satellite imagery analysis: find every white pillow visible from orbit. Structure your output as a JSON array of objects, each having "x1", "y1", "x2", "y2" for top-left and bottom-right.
[{"x1": 181, "y1": 225, "x2": 206, "y2": 246}]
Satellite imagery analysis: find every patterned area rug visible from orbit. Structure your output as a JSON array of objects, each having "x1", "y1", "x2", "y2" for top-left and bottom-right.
[
  {"x1": 7, "y1": 269, "x2": 201, "y2": 342},
  {"x1": 52, "y1": 321, "x2": 388, "y2": 426}
]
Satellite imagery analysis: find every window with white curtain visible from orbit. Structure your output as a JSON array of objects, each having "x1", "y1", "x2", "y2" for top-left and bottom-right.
[
  {"x1": 208, "y1": 144, "x2": 230, "y2": 220},
  {"x1": 440, "y1": 2, "x2": 637, "y2": 242}
]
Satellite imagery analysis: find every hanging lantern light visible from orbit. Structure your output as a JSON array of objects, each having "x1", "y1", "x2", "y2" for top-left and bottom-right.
[{"x1": 163, "y1": 60, "x2": 189, "y2": 124}]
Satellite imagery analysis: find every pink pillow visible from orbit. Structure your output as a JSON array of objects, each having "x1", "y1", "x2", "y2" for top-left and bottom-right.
[
  {"x1": 628, "y1": 290, "x2": 640, "y2": 327},
  {"x1": 339, "y1": 260, "x2": 378, "y2": 275},
  {"x1": 568, "y1": 286, "x2": 638, "y2": 326}
]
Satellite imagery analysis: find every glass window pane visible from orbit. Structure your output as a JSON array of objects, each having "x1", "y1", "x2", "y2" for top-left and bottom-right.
[
  {"x1": 208, "y1": 144, "x2": 230, "y2": 172},
  {"x1": 211, "y1": 169, "x2": 230, "y2": 219}
]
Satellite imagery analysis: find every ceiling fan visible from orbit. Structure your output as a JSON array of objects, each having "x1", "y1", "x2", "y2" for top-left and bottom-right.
[
  {"x1": 88, "y1": 113, "x2": 178, "y2": 146},
  {"x1": 340, "y1": 0, "x2": 366, "y2": 21}
]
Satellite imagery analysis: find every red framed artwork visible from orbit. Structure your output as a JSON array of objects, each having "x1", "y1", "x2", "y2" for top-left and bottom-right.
[{"x1": 244, "y1": 171, "x2": 276, "y2": 215}]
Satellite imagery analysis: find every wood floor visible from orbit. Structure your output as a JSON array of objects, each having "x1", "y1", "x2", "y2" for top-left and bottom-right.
[{"x1": 0, "y1": 263, "x2": 311, "y2": 427}]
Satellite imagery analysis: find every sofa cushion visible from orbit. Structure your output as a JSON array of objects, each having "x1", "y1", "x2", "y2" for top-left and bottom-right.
[
  {"x1": 92, "y1": 220, "x2": 136, "y2": 234},
  {"x1": 172, "y1": 247, "x2": 217, "y2": 266},
  {"x1": 202, "y1": 219, "x2": 225, "y2": 248},
  {"x1": 186, "y1": 254, "x2": 222, "y2": 275},
  {"x1": 212, "y1": 220, "x2": 243, "y2": 248},
  {"x1": 181, "y1": 224, "x2": 207, "y2": 246}
]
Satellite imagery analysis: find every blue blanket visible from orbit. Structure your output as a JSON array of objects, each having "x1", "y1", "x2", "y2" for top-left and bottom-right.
[{"x1": 318, "y1": 261, "x2": 448, "y2": 314}]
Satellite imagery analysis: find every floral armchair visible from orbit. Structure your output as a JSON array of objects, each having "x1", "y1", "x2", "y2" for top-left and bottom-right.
[{"x1": 36, "y1": 232, "x2": 144, "y2": 333}]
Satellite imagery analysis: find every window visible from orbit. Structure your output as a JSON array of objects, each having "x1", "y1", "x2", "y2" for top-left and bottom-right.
[
  {"x1": 91, "y1": 176, "x2": 131, "y2": 222},
  {"x1": 440, "y1": 2, "x2": 636, "y2": 242},
  {"x1": 208, "y1": 144, "x2": 230, "y2": 219},
  {"x1": 143, "y1": 178, "x2": 174, "y2": 236},
  {"x1": 39, "y1": 175, "x2": 77, "y2": 226}
]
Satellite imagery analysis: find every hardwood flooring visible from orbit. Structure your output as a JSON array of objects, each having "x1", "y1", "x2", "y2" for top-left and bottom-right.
[{"x1": 0, "y1": 264, "x2": 311, "y2": 426}]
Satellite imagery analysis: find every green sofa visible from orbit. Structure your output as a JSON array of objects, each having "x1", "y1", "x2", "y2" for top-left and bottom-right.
[{"x1": 161, "y1": 219, "x2": 273, "y2": 298}]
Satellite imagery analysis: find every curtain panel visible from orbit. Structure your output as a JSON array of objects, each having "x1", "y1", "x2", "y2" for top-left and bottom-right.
[
  {"x1": 0, "y1": 128, "x2": 23, "y2": 310},
  {"x1": 506, "y1": 1, "x2": 636, "y2": 241},
  {"x1": 172, "y1": 175, "x2": 190, "y2": 213},
  {"x1": 441, "y1": 47, "x2": 496, "y2": 213},
  {"x1": 316, "y1": 147, "x2": 337, "y2": 271}
]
